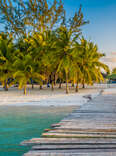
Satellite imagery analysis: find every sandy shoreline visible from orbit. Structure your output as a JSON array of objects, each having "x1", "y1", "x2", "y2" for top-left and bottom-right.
[{"x1": 0, "y1": 84, "x2": 103, "y2": 106}]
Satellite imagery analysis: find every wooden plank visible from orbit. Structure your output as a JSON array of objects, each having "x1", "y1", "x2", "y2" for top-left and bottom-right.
[
  {"x1": 52, "y1": 128, "x2": 116, "y2": 133},
  {"x1": 69, "y1": 111, "x2": 116, "y2": 113},
  {"x1": 42, "y1": 132, "x2": 116, "y2": 138},
  {"x1": 24, "y1": 150, "x2": 116, "y2": 156},
  {"x1": 21, "y1": 138, "x2": 116, "y2": 146},
  {"x1": 32, "y1": 144, "x2": 116, "y2": 150},
  {"x1": 53, "y1": 124, "x2": 116, "y2": 130},
  {"x1": 49, "y1": 130, "x2": 116, "y2": 134}
]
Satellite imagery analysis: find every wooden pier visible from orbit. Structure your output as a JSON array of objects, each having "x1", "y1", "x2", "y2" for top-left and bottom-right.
[{"x1": 22, "y1": 91, "x2": 116, "y2": 155}]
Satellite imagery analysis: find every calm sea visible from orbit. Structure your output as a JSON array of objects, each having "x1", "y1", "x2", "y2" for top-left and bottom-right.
[{"x1": 0, "y1": 105, "x2": 74, "y2": 156}]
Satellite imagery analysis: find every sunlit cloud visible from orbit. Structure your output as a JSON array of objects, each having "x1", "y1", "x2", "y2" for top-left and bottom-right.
[{"x1": 101, "y1": 53, "x2": 116, "y2": 70}]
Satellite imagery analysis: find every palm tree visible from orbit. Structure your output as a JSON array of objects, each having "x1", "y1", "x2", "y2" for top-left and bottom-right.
[
  {"x1": 28, "y1": 30, "x2": 57, "y2": 90},
  {"x1": 0, "y1": 33, "x2": 15, "y2": 91},
  {"x1": 69, "y1": 41, "x2": 83, "y2": 92},
  {"x1": 53, "y1": 26, "x2": 73, "y2": 94},
  {"x1": 72, "y1": 37, "x2": 109, "y2": 89},
  {"x1": 13, "y1": 52, "x2": 44, "y2": 95}
]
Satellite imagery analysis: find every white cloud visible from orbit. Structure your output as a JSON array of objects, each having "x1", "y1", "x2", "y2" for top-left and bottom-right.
[{"x1": 101, "y1": 53, "x2": 116, "y2": 70}]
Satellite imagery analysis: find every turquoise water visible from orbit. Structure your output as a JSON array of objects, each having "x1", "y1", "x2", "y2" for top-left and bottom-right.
[{"x1": 0, "y1": 106, "x2": 73, "y2": 156}]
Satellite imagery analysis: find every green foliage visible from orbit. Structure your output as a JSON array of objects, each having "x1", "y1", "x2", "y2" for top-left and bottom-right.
[
  {"x1": 0, "y1": 33, "x2": 16, "y2": 90},
  {"x1": 0, "y1": 0, "x2": 65, "y2": 35},
  {"x1": 74, "y1": 37, "x2": 109, "y2": 85},
  {"x1": 107, "y1": 74, "x2": 116, "y2": 80},
  {"x1": 0, "y1": 0, "x2": 109, "y2": 94},
  {"x1": 112, "y1": 68, "x2": 116, "y2": 74},
  {"x1": 0, "y1": 0, "x2": 26, "y2": 35},
  {"x1": 13, "y1": 37, "x2": 45, "y2": 94}
]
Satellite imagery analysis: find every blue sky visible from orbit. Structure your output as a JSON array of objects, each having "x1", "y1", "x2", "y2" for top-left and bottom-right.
[{"x1": 63, "y1": 0, "x2": 116, "y2": 55}]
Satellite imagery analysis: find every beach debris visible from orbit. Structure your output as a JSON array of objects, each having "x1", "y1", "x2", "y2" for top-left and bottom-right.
[{"x1": 83, "y1": 94, "x2": 92, "y2": 100}]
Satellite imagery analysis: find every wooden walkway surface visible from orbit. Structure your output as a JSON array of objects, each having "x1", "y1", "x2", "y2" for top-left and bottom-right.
[{"x1": 22, "y1": 92, "x2": 116, "y2": 155}]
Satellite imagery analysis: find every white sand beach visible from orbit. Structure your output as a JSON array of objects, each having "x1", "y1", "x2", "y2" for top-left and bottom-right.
[
  {"x1": 102, "y1": 88, "x2": 116, "y2": 95},
  {"x1": 0, "y1": 84, "x2": 105, "y2": 106}
]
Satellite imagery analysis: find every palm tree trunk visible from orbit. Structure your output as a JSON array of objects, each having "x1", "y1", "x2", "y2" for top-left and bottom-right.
[
  {"x1": 32, "y1": 83, "x2": 34, "y2": 89},
  {"x1": 32, "y1": 80, "x2": 34, "y2": 89},
  {"x1": 75, "y1": 83, "x2": 79, "y2": 92},
  {"x1": 4, "y1": 80, "x2": 8, "y2": 91},
  {"x1": 82, "y1": 83, "x2": 85, "y2": 88},
  {"x1": 54, "y1": 74, "x2": 56, "y2": 86},
  {"x1": 24, "y1": 86, "x2": 26, "y2": 95},
  {"x1": 52, "y1": 81, "x2": 54, "y2": 91},
  {"x1": 82, "y1": 78, "x2": 85, "y2": 88},
  {"x1": 72, "y1": 82, "x2": 74, "y2": 87},
  {"x1": 59, "y1": 79, "x2": 62, "y2": 89},
  {"x1": 31, "y1": 78, "x2": 34, "y2": 89},
  {"x1": 51, "y1": 73, "x2": 54, "y2": 91},
  {"x1": 66, "y1": 73, "x2": 69, "y2": 94},
  {"x1": 40, "y1": 85, "x2": 43, "y2": 89}
]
